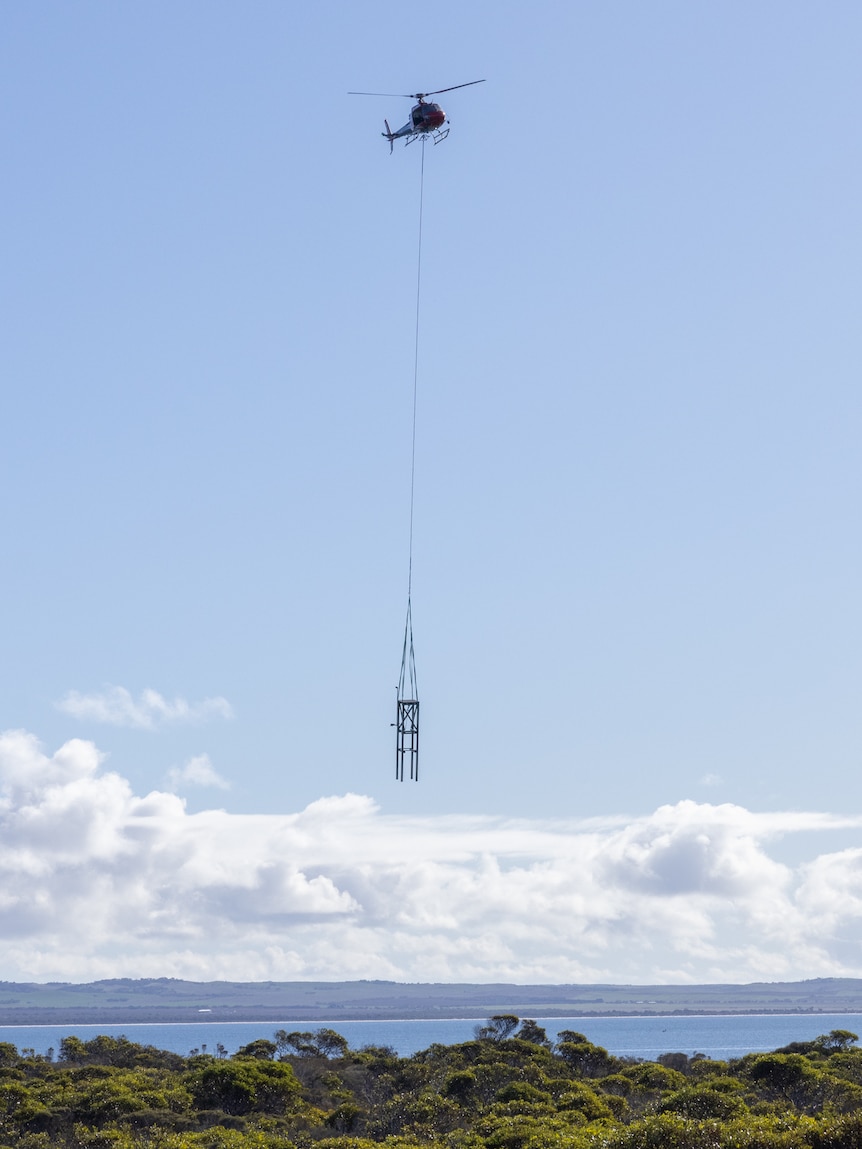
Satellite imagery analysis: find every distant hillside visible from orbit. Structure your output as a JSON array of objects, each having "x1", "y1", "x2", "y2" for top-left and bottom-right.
[{"x1": 1, "y1": 978, "x2": 861, "y2": 1024}]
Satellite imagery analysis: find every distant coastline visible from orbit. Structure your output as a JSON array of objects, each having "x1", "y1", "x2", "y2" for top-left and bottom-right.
[{"x1": 1, "y1": 977, "x2": 861, "y2": 1026}]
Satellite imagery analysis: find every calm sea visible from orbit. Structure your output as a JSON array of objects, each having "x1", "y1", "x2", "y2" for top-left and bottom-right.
[{"x1": 3, "y1": 1014, "x2": 861, "y2": 1061}]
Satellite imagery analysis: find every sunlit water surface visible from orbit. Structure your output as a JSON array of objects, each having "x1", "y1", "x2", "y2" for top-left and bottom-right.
[{"x1": 3, "y1": 1013, "x2": 862, "y2": 1060}]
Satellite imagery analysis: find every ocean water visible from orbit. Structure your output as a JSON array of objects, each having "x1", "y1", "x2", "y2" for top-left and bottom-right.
[{"x1": 3, "y1": 1012, "x2": 861, "y2": 1061}]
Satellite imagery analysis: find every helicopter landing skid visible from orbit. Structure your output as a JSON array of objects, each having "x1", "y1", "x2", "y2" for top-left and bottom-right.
[{"x1": 406, "y1": 127, "x2": 450, "y2": 147}]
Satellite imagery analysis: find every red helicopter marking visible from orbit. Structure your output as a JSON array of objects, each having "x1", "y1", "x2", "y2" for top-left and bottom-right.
[{"x1": 417, "y1": 106, "x2": 446, "y2": 130}]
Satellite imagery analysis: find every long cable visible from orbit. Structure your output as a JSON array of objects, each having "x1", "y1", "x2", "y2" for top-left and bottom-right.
[
  {"x1": 398, "y1": 139, "x2": 425, "y2": 702},
  {"x1": 408, "y1": 137, "x2": 425, "y2": 604}
]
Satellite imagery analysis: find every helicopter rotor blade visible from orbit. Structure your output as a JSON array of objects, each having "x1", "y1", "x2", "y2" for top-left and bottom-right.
[
  {"x1": 348, "y1": 80, "x2": 486, "y2": 99},
  {"x1": 417, "y1": 79, "x2": 486, "y2": 98},
  {"x1": 347, "y1": 90, "x2": 414, "y2": 98}
]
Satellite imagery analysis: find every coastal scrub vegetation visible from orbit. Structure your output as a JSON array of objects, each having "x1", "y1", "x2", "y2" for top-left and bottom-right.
[{"x1": 1, "y1": 1019, "x2": 862, "y2": 1148}]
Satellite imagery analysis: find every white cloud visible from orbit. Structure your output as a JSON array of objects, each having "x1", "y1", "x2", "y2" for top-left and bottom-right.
[
  {"x1": 3, "y1": 728, "x2": 862, "y2": 983},
  {"x1": 166, "y1": 753, "x2": 231, "y2": 792},
  {"x1": 55, "y1": 686, "x2": 234, "y2": 729}
]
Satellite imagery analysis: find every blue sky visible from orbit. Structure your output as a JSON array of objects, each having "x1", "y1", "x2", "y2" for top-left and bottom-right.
[{"x1": 2, "y1": 2, "x2": 862, "y2": 982}]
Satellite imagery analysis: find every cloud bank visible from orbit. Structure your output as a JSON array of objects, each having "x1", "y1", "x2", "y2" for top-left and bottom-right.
[
  {"x1": 2, "y1": 728, "x2": 862, "y2": 984},
  {"x1": 55, "y1": 686, "x2": 234, "y2": 729}
]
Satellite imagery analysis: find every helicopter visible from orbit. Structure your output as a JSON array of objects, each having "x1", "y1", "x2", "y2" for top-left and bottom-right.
[{"x1": 348, "y1": 80, "x2": 485, "y2": 153}]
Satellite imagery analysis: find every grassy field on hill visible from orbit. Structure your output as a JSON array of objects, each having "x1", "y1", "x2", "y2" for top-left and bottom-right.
[{"x1": 1, "y1": 978, "x2": 861, "y2": 1024}]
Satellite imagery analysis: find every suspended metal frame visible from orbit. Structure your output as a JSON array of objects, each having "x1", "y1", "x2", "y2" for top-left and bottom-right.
[
  {"x1": 396, "y1": 596, "x2": 419, "y2": 781},
  {"x1": 395, "y1": 700, "x2": 419, "y2": 781}
]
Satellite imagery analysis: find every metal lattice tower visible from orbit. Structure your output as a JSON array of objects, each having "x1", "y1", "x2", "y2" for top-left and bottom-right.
[
  {"x1": 396, "y1": 594, "x2": 419, "y2": 781},
  {"x1": 395, "y1": 699, "x2": 419, "y2": 781}
]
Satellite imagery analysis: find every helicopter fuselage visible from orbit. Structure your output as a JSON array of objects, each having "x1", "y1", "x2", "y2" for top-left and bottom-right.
[
  {"x1": 410, "y1": 101, "x2": 446, "y2": 132},
  {"x1": 384, "y1": 101, "x2": 448, "y2": 149}
]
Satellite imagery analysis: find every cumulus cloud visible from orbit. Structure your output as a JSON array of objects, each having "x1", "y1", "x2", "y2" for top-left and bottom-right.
[
  {"x1": 2, "y1": 728, "x2": 862, "y2": 984},
  {"x1": 55, "y1": 686, "x2": 234, "y2": 729},
  {"x1": 166, "y1": 754, "x2": 231, "y2": 792}
]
